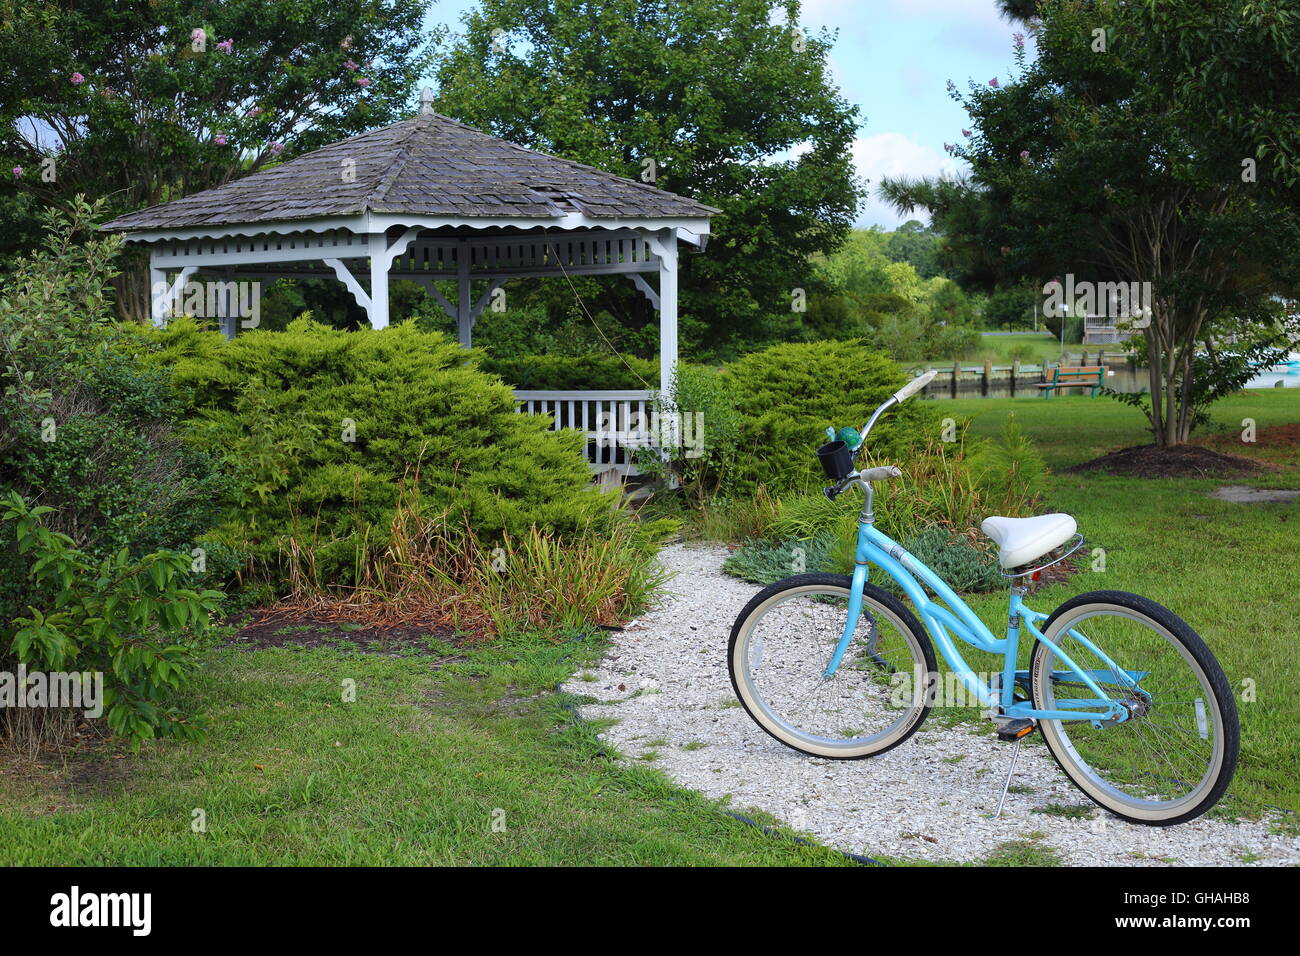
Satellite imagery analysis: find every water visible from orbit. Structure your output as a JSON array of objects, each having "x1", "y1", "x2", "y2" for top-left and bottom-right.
[
  {"x1": 922, "y1": 353, "x2": 1300, "y2": 400},
  {"x1": 1245, "y1": 353, "x2": 1300, "y2": 390}
]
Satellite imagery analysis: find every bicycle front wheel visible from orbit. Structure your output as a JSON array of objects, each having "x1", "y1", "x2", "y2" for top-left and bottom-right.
[
  {"x1": 728, "y1": 573, "x2": 936, "y2": 759},
  {"x1": 1031, "y1": 590, "x2": 1239, "y2": 825}
]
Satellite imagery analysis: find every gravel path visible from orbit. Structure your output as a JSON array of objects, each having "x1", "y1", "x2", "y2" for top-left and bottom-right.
[{"x1": 562, "y1": 543, "x2": 1298, "y2": 866}]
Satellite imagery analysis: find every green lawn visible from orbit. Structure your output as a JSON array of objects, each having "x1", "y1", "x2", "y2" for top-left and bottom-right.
[
  {"x1": 952, "y1": 331, "x2": 1078, "y2": 366},
  {"x1": 0, "y1": 629, "x2": 853, "y2": 865}
]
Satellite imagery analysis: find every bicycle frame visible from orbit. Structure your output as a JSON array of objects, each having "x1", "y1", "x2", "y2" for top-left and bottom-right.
[{"x1": 822, "y1": 501, "x2": 1140, "y2": 726}]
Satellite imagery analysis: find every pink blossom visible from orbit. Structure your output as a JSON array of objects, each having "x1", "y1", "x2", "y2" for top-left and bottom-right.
[
  {"x1": 11, "y1": 166, "x2": 22, "y2": 179},
  {"x1": 1013, "y1": 32, "x2": 1025, "y2": 49},
  {"x1": 214, "y1": 133, "x2": 228, "y2": 145},
  {"x1": 247, "y1": 107, "x2": 262, "y2": 117},
  {"x1": 268, "y1": 141, "x2": 283, "y2": 154},
  {"x1": 71, "y1": 72, "x2": 85, "y2": 85},
  {"x1": 962, "y1": 129, "x2": 972, "y2": 138},
  {"x1": 216, "y1": 38, "x2": 233, "y2": 53},
  {"x1": 191, "y1": 28, "x2": 206, "y2": 44},
  {"x1": 343, "y1": 59, "x2": 358, "y2": 70},
  {"x1": 1000, "y1": 246, "x2": 1011, "y2": 257},
  {"x1": 989, "y1": 77, "x2": 999, "y2": 88},
  {"x1": 356, "y1": 76, "x2": 371, "y2": 87}
]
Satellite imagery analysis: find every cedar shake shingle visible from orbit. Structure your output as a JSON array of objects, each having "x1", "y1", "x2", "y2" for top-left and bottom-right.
[{"x1": 102, "y1": 112, "x2": 718, "y2": 232}]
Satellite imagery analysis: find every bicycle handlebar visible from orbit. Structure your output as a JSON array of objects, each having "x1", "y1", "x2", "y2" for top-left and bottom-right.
[{"x1": 893, "y1": 369, "x2": 938, "y2": 404}]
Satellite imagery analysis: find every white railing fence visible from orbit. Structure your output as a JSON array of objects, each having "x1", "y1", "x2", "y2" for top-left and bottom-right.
[{"x1": 513, "y1": 390, "x2": 656, "y2": 478}]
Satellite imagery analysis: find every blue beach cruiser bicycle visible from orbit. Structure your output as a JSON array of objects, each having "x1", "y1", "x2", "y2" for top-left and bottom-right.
[{"x1": 728, "y1": 370, "x2": 1240, "y2": 825}]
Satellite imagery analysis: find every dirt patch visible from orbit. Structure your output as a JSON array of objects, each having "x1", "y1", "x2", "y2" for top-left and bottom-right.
[
  {"x1": 1209, "y1": 485, "x2": 1300, "y2": 504},
  {"x1": 1202, "y1": 422, "x2": 1300, "y2": 449},
  {"x1": 225, "y1": 610, "x2": 459, "y2": 655},
  {"x1": 1066, "y1": 443, "x2": 1269, "y2": 478}
]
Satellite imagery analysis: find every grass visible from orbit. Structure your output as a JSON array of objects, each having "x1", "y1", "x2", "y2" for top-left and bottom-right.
[
  {"x1": 952, "y1": 331, "x2": 1080, "y2": 367},
  {"x1": 0, "y1": 628, "x2": 852, "y2": 865}
]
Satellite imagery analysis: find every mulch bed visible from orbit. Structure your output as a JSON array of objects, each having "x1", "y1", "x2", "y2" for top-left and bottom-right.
[
  {"x1": 1065, "y1": 443, "x2": 1269, "y2": 478},
  {"x1": 224, "y1": 609, "x2": 458, "y2": 655}
]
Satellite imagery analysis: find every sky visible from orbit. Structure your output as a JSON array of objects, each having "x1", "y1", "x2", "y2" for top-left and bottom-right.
[{"x1": 422, "y1": 0, "x2": 1027, "y2": 230}]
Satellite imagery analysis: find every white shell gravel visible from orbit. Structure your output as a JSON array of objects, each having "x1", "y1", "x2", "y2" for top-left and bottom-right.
[{"x1": 561, "y1": 543, "x2": 1299, "y2": 866}]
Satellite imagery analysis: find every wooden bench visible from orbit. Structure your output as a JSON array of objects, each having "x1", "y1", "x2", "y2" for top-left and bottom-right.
[{"x1": 1038, "y1": 365, "x2": 1103, "y2": 398}]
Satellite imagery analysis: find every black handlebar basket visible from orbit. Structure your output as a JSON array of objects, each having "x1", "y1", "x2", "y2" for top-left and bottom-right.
[{"x1": 816, "y1": 439, "x2": 854, "y2": 481}]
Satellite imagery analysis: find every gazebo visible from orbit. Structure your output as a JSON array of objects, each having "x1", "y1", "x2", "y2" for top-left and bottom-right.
[{"x1": 101, "y1": 91, "x2": 717, "y2": 479}]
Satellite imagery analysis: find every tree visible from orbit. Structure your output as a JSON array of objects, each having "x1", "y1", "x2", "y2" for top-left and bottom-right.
[
  {"x1": 432, "y1": 0, "x2": 863, "y2": 358},
  {"x1": 884, "y1": 0, "x2": 1300, "y2": 446},
  {"x1": 884, "y1": 220, "x2": 945, "y2": 279},
  {"x1": 0, "y1": 0, "x2": 434, "y2": 318}
]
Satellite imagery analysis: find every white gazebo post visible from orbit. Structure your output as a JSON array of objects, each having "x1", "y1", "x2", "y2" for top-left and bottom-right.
[
  {"x1": 368, "y1": 233, "x2": 390, "y2": 330},
  {"x1": 652, "y1": 229, "x2": 680, "y2": 451},
  {"x1": 457, "y1": 244, "x2": 473, "y2": 346},
  {"x1": 149, "y1": 258, "x2": 168, "y2": 326}
]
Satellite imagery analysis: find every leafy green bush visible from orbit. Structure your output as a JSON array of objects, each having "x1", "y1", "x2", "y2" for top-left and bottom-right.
[
  {"x1": 2, "y1": 493, "x2": 223, "y2": 748},
  {"x1": 720, "y1": 339, "x2": 940, "y2": 496},
  {"x1": 722, "y1": 535, "x2": 837, "y2": 585},
  {"x1": 134, "y1": 318, "x2": 621, "y2": 588},
  {"x1": 0, "y1": 199, "x2": 226, "y2": 622},
  {"x1": 637, "y1": 364, "x2": 744, "y2": 504},
  {"x1": 479, "y1": 352, "x2": 658, "y2": 391}
]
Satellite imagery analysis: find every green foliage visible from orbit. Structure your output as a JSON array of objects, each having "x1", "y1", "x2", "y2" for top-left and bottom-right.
[
  {"x1": 1, "y1": 492, "x2": 223, "y2": 748},
  {"x1": 720, "y1": 340, "x2": 940, "y2": 495},
  {"x1": 968, "y1": 414, "x2": 1049, "y2": 517},
  {"x1": 809, "y1": 229, "x2": 982, "y2": 359},
  {"x1": 722, "y1": 535, "x2": 836, "y2": 586},
  {"x1": 0, "y1": 200, "x2": 226, "y2": 623},
  {"x1": 638, "y1": 364, "x2": 744, "y2": 504},
  {"x1": 481, "y1": 352, "x2": 657, "y2": 391},
  {"x1": 433, "y1": 0, "x2": 862, "y2": 356},
  {"x1": 134, "y1": 318, "x2": 619, "y2": 588}
]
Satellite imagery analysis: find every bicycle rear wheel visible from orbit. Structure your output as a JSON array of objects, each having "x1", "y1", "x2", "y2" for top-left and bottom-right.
[
  {"x1": 1031, "y1": 590, "x2": 1239, "y2": 825},
  {"x1": 728, "y1": 573, "x2": 936, "y2": 759}
]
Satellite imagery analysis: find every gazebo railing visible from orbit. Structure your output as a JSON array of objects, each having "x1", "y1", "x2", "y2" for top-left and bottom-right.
[{"x1": 513, "y1": 389, "x2": 656, "y2": 478}]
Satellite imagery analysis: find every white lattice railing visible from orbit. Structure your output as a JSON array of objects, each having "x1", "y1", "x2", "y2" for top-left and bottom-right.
[{"x1": 513, "y1": 389, "x2": 656, "y2": 477}]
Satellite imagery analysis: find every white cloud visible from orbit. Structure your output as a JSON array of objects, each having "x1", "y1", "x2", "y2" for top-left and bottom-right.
[{"x1": 850, "y1": 132, "x2": 961, "y2": 229}]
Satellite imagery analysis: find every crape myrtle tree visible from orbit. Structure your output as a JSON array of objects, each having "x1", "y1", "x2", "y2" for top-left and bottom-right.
[
  {"x1": 883, "y1": 0, "x2": 1300, "y2": 445},
  {"x1": 433, "y1": 0, "x2": 864, "y2": 358},
  {"x1": 0, "y1": 0, "x2": 434, "y2": 319}
]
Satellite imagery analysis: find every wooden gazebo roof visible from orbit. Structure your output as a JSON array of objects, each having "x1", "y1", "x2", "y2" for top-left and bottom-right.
[{"x1": 102, "y1": 111, "x2": 717, "y2": 233}]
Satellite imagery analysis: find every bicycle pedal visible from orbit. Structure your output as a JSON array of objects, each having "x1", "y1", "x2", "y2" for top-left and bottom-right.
[{"x1": 996, "y1": 718, "x2": 1036, "y2": 742}]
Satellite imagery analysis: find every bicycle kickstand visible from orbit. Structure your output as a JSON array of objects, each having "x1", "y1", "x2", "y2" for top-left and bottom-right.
[{"x1": 993, "y1": 719, "x2": 1035, "y2": 819}]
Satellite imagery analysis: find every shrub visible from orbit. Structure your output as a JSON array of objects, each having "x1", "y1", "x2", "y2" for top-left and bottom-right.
[
  {"x1": 637, "y1": 363, "x2": 744, "y2": 504},
  {"x1": 0, "y1": 201, "x2": 228, "y2": 749},
  {"x1": 2, "y1": 493, "x2": 223, "y2": 749},
  {"x1": 480, "y1": 352, "x2": 658, "y2": 391},
  {"x1": 281, "y1": 481, "x2": 670, "y2": 635},
  {"x1": 133, "y1": 318, "x2": 622, "y2": 589},
  {"x1": 721, "y1": 340, "x2": 940, "y2": 496}
]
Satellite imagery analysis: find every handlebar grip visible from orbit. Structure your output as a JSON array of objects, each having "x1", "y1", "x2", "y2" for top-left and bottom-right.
[
  {"x1": 860, "y1": 465, "x2": 902, "y2": 482},
  {"x1": 892, "y1": 369, "x2": 938, "y2": 404}
]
